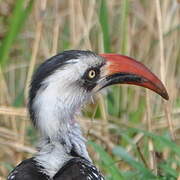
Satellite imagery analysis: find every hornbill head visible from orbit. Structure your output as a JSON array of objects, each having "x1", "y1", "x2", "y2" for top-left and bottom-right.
[
  {"x1": 29, "y1": 50, "x2": 168, "y2": 157},
  {"x1": 29, "y1": 50, "x2": 168, "y2": 101}
]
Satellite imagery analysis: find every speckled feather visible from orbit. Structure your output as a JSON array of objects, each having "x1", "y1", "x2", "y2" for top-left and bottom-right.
[
  {"x1": 8, "y1": 157, "x2": 104, "y2": 180},
  {"x1": 54, "y1": 157, "x2": 105, "y2": 180},
  {"x1": 7, "y1": 158, "x2": 49, "y2": 180}
]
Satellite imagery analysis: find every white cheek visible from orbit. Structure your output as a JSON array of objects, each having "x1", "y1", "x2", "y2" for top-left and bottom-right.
[
  {"x1": 32, "y1": 68, "x2": 90, "y2": 138},
  {"x1": 33, "y1": 86, "x2": 60, "y2": 137}
]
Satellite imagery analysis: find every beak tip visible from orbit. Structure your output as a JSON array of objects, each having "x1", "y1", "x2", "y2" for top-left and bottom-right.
[{"x1": 161, "y1": 90, "x2": 169, "y2": 100}]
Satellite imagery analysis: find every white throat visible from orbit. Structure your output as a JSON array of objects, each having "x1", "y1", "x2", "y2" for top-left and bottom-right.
[{"x1": 32, "y1": 69, "x2": 92, "y2": 177}]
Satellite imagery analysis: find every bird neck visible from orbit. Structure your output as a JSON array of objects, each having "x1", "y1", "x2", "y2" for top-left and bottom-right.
[
  {"x1": 35, "y1": 138, "x2": 71, "y2": 178},
  {"x1": 34, "y1": 122, "x2": 91, "y2": 178},
  {"x1": 32, "y1": 86, "x2": 91, "y2": 177}
]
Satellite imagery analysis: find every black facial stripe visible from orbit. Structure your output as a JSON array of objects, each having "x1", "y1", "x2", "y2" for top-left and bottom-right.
[{"x1": 81, "y1": 80, "x2": 97, "y2": 91}]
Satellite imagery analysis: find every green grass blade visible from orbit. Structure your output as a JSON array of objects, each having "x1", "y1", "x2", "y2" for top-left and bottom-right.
[
  {"x1": 99, "y1": 0, "x2": 111, "y2": 52},
  {"x1": 119, "y1": 0, "x2": 129, "y2": 54},
  {"x1": 89, "y1": 141, "x2": 125, "y2": 180},
  {"x1": 127, "y1": 128, "x2": 180, "y2": 157},
  {"x1": 13, "y1": 89, "x2": 24, "y2": 107},
  {"x1": 113, "y1": 146, "x2": 155, "y2": 178},
  {"x1": 0, "y1": 0, "x2": 34, "y2": 67},
  {"x1": 159, "y1": 163, "x2": 178, "y2": 178}
]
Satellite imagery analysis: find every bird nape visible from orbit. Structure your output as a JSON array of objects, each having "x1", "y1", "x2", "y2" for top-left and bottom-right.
[{"x1": 8, "y1": 50, "x2": 169, "y2": 180}]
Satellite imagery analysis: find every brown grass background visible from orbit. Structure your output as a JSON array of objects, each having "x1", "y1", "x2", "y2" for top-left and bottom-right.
[{"x1": 0, "y1": 0, "x2": 180, "y2": 179}]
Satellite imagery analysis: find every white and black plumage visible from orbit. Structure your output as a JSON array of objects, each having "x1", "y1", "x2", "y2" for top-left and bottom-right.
[{"x1": 8, "y1": 50, "x2": 168, "y2": 180}]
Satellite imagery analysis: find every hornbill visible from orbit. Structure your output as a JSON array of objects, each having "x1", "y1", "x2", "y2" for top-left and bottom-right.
[{"x1": 8, "y1": 50, "x2": 168, "y2": 180}]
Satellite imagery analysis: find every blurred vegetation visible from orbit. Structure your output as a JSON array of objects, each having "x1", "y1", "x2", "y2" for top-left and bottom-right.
[{"x1": 0, "y1": 0, "x2": 180, "y2": 179}]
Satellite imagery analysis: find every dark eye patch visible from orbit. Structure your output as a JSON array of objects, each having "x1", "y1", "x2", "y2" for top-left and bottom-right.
[
  {"x1": 83, "y1": 67, "x2": 100, "y2": 81},
  {"x1": 80, "y1": 64, "x2": 104, "y2": 91}
]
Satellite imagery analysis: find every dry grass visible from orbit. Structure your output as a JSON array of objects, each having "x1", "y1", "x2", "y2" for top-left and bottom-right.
[{"x1": 0, "y1": 0, "x2": 179, "y2": 179}]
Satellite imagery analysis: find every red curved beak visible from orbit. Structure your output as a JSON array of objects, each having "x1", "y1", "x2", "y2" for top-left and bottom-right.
[{"x1": 99, "y1": 54, "x2": 169, "y2": 100}]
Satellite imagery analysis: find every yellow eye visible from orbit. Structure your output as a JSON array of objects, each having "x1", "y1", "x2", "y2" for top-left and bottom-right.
[{"x1": 88, "y1": 70, "x2": 96, "y2": 79}]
